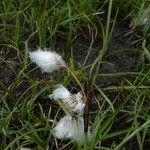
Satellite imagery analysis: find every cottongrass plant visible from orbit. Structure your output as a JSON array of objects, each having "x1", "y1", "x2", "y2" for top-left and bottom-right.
[
  {"x1": 29, "y1": 48, "x2": 91, "y2": 144},
  {"x1": 49, "y1": 84, "x2": 85, "y2": 114},
  {"x1": 53, "y1": 115, "x2": 91, "y2": 144},
  {"x1": 49, "y1": 85, "x2": 91, "y2": 143},
  {"x1": 29, "y1": 48, "x2": 66, "y2": 73}
]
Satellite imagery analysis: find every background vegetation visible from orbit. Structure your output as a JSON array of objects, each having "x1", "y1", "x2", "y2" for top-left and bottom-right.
[{"x1": 0, "y1": 0, "x2": 150, "y2": 149}]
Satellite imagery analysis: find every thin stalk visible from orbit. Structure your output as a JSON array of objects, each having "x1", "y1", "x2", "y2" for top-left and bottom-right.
[{"x1": 66, "y1": 66, "x2": 86, "y2": 100}]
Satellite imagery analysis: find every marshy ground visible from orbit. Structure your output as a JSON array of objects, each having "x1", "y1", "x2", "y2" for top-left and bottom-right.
[{"x1": 0, "y1": 0, "x2": 150, "y2": 150}]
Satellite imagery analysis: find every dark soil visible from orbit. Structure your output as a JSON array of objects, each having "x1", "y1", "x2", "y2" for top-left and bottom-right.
[
  {"x1": 73, "y1": 22, "x2": 139, "y2": 87},
  {"x1": 1, "y1": 21, "x2": 148, "y2": 150}
]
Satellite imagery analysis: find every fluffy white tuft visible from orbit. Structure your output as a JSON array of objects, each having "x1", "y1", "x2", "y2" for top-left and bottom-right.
[
  {"x1": 49, "y1": 85, "x2": 85, "y2": 114},
  {"x1": 53, "y1": 115, "x2": 91, "y2": 144},
  {"x1": 66, "y1": 92, "x2": 85, "y2": 114},
  {"x1": 49, "y1": 85, "x2": 71, "y2": 101},
  {"x1": 29, "y1": 48, "x2": 66, "y2": 73}
]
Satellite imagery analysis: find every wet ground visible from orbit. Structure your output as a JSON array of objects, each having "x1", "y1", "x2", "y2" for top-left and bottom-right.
[
  {"x1": 73, "y1": 22, "x2": 139, "y2": 87},
  {"x1": 1, "y1": 21, "x2": 149, "y2": 149},
  {"x1": 0, "y1": 22, "x2": 139, "y2": 87}
]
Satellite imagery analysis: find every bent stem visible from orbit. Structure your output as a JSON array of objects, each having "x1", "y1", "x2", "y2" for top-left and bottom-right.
[
  {"x1": 65, "y1": 66, "x2": 87, "y2": 101},
  {"x1": 65, "y1": 66, "x2": 90, "y2": 148}
]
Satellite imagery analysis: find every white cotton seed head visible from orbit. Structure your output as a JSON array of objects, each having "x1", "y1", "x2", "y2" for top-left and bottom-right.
[
  {"x1": 71, "y1": 101, "x2": 85, "y2": 114},
  {"x1": 49, "y1": 85, "x2": 85, "y2": 114},
  {"x1": 67, "y1": 92, "x2": 85, "y2": 114},
  {"x1": 52, "y1": 115, "x2": 91, "y2": 144},
  {"x1": 29, "y1": 48, "x2": 66, "y2": 73},
  {"x1": 49, "y1": 85, "x2": 71, "y2": 101}
]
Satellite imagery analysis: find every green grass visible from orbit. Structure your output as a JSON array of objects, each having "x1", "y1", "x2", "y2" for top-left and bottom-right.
[{"x1": 0, "y1": 0, "x2": 150, "y2": 149}]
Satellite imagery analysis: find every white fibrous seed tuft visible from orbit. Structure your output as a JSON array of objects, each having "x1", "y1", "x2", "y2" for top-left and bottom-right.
[
  {"x1": 66, "y1": 92, "x2": 85, "y2": 114},
  {"x1": 53, "y1": 115, "x2": 91, "y2": 144},
  {"x1": 49, "y1": 85, "x2": 85, "y2": 114},
  {"x1": 29, "y1": 48, "x2": 66, "y2": 73},
  {"x1": 49, "y1": 84, "x2": 71, "y2": 101}
]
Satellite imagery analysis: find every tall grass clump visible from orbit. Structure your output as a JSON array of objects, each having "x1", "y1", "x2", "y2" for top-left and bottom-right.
[
  {"x1": 0, "y1": 0, "x2": 102, "y2": 48},
  {"x1": 0, "y1": 0, "x2": 150, "y2": 150}
]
